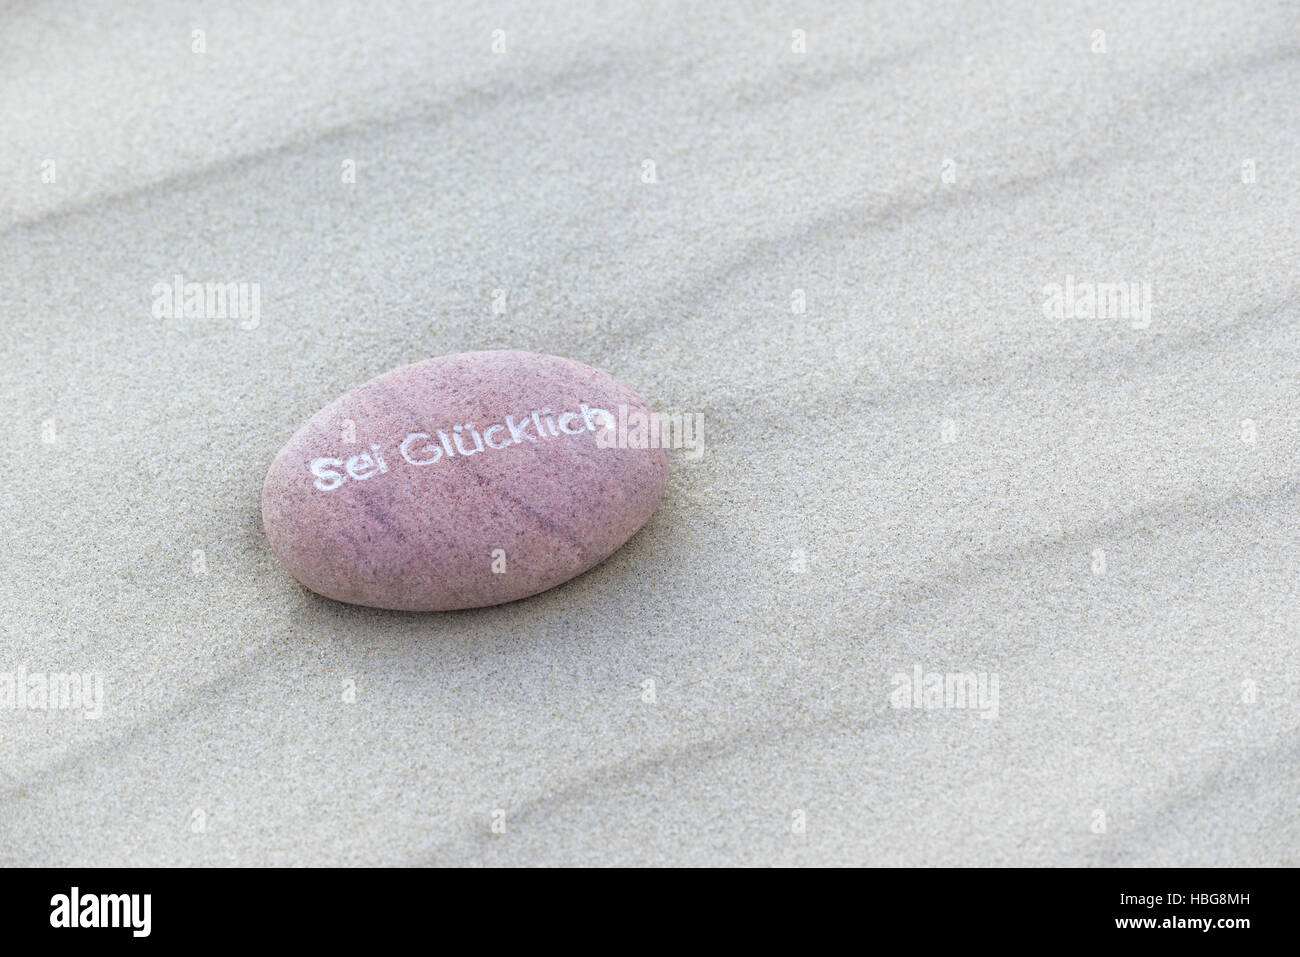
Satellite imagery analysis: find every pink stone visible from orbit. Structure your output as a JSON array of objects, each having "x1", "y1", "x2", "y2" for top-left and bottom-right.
[{"x1": 261, "y1": 351, "x2": 668, "y2": 611}]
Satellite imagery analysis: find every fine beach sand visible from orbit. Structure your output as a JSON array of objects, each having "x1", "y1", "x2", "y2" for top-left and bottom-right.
[{"x1": 2, "y1": 0, "x2": 1298, "y2": 865}]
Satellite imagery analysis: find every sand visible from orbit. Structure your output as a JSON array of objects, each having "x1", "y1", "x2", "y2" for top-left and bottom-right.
[{"x1": 1, "y1": 0, "x2": 1297, "y2": 866}]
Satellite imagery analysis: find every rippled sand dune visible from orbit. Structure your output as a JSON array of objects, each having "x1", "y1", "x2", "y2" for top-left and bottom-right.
[{"x1": 1, "y1": 0, "x2": 1297, "y2": 865}]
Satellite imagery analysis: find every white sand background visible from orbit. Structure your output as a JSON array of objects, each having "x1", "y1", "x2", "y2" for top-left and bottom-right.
[{"x1": 1, "y1": 0, "x2": 1298, "y2": 865}]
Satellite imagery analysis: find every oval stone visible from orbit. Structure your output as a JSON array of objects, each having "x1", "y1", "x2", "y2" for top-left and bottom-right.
[{"x1": 261, "y1": 351, "x2": 668, "y2": 611}]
